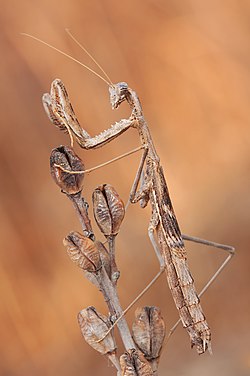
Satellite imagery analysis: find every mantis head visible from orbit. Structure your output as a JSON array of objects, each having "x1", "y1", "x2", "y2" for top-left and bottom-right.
[{"x1": 109, "y1": 82, "x2": 129, "y2": 109}]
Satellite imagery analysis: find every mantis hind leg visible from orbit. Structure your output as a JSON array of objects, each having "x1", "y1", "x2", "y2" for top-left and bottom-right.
[
  {"x1": 182, "y1": 234, "x2": 235, "y2": 300},
  {"x1": 166, "y1": 234, "x2": 235, "y2": 340}
]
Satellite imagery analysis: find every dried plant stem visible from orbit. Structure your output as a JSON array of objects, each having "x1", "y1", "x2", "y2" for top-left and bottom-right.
[
  {"x1": 108, "y1": 353, "x2": 122, "y2": 376},
  {"x1": 107, "y1": 236, "x2": 119, "y2": 285},
  {"x1": 95, "y1": 267, "x2": 135, "y2": 350},
  {"x1": 67, "y1": 192, "x2": 94, "y2": 237}
]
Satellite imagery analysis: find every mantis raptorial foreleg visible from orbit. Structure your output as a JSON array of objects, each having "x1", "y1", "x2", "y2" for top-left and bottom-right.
[{"x1": 43, "y1": 79, "x2": 137, "y2": 150}]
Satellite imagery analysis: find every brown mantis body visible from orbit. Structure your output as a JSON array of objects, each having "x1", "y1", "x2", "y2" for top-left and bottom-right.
[
  {"x1": 23, "y1": 31, "x2": 235, "y2": 355},
  {"x1": 42, "y1": 78, "x2": 235, "y2": 355},
  {"x1": 110, "y1": 83, "x2": 211, "y2": 353}
]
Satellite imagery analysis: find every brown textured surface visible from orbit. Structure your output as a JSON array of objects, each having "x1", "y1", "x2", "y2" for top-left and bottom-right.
[{"x1": 1, "y1": 1, "x2": 250, "y2": 375}]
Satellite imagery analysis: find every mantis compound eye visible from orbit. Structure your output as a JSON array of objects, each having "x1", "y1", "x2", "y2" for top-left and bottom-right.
[{"x1": 109, "y1": 82, "x2": 128, "y2": 109}]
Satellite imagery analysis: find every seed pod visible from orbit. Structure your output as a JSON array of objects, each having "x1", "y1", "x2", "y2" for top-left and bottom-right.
[
  {"x1": 92, "y1": 184, "x2": 125, "y2": 237},
  {"x1": 120, "y1": 349, "x2": 153, "y2": 376},
  {"x1": 83, "y1": 241, "x2": 111, "y2": 287},
  {"x1": 64, "y1": 231, "x2": 102, "y2": 272},
  {"x1": 78, "y1": 307, "x2": 116, "y2": 355},
  {"x1": 50, "y1": 146, "x2": 84, "y2": 195},
  {"x1": 132, "y1": 307, "x2": 165, "y2": 361}
]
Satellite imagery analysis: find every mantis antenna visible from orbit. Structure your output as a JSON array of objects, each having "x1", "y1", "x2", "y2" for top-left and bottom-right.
[
  {"x1": 21, "y1": 32, "x2": 111, "y2": 86},
  {"x1": 65, "y1": 28, "x2": 113, "y2": 85}
]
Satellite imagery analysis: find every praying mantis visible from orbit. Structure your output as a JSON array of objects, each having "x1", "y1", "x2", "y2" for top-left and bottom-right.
[{"x1": 23, "y1": 31, "x2": 235, "y2": 355}]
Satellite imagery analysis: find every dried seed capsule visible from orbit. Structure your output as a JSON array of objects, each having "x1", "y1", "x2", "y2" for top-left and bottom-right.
[
  {"x1": 50, "y1": 146, "x2": 84, "y2": 195},
  {"x1": 64, "y1": 231, "x2": 102, "y2": 272},
  {"x1": 120, "y1": 349, "x2": 153, "y2": 376},
  {"x1": 82, "y1": 241, "x2": 112, "y2": 287},
  {"x1": 132, "y1": 307, "x2": 165, "y2": 361},
  {"x1": 92, "y1": 184, "x2": 125, "y2": 237},
  {"x1": 78, "y1": 307, "x2": 116, "y2": 355}
]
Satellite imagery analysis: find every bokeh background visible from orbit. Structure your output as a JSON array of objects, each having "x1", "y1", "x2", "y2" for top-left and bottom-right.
[{"x1": 1, "y1": 1, "x2": 250, "y2": 375}]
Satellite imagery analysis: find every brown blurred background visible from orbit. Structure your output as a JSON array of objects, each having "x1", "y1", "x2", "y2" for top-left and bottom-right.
[{"x1": 1, "y1": 0, "x2": 250, "y2": 375}]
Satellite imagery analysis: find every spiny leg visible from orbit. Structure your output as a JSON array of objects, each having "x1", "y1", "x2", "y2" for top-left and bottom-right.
[{"x1": 44, "y1": 79, "x2": 137, "y2": 150}]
